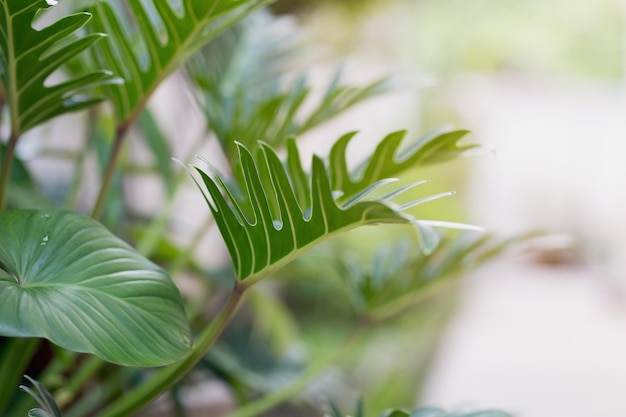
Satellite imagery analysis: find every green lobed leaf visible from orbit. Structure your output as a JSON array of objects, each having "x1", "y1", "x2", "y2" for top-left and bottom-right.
[
  {"x1": 193, "y1": 140, "x2": 421, "y2": 285},
  {"x1": 329, "y1": 130, "x2": 478, "y2": 199},
  {"x1": 0, "y1": 0, "x2": 116, "y2": 134},
  {"x1": 87, "y1": 0, "x2": 271, "y2": 126},
  {"x1": 0, "y1": 209, "x2": 191, "y2": 366}
]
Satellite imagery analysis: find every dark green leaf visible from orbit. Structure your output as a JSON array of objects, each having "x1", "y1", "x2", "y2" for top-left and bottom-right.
[
  {"x1": 0, "y1": 0, "x2": 115, "y2": 134},
  {"x1": 193, "y1": 140, "x2": 424, "y2": 285}
]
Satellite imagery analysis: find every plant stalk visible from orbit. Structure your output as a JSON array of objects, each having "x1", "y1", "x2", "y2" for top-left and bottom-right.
[
  {"x1": 91, "y1": 125, "x2": 129, "y2": 219},
  {"x1": 368, "y1": 279, "x2": 459, "y2": 323},
  {"x1": 96, "y1": 282, "x2": 246, "y2": 417},
  {"x1": 136, "y1": 129, "x2": 208, "y2": 257},
  {"x1": 55, "y1": 354, "x2": 105, "y2": 408},
  {"x1": 0, "y1": 132, "x2": 19, "y2": 211},
  {"x1": 168, "y1": 214, "x2": 215, "y2": 276}
]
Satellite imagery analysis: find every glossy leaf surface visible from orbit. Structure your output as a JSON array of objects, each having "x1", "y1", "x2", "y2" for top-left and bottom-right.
[
  {"x1": 0, "y1": 0, "x2": 114, "y2": 134},
  {"x1": 0, "y1": 209, "x2": 191, "y2": 366}
]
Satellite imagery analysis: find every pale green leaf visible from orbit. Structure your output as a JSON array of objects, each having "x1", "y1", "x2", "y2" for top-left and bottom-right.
[
  {"x1": 0, "y1": 209, "x2": 191, "y2": 366},
  {"x1": 0, "y1": 0, "x2": 115, "y2": 134},
  {"x1": 187, "y1": 12, "x2": 387, "y2": 160},
  {"x1": 88, "y1": 0, "x2": 271, "y2": 126},
  {"x1": 336, "y1": 233, "x2": 535, "y2": 320}
]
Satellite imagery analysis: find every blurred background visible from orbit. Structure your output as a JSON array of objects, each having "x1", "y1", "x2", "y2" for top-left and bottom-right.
[{"x1": 268, "y1": 1, "x2": 626, "y2": 416}]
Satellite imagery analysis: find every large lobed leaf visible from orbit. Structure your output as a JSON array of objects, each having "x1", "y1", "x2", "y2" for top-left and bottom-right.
[
  {"x1": 0, "y1": 209, "x2": 191, "y2": 366},
  {"x1": 0, "y1": 0, "x2": 115, "y2": 134},
  {"x1": 88, "y1": 0, "x2": 271, "y2": 126},
  {"x1": 193, "y1": 140, "x2": 434, "y2": 285}
]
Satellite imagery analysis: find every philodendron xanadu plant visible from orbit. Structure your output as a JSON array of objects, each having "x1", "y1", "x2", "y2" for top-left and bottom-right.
[{"x1": 0, "y1": 1, "x2": 517, "y2": 416}]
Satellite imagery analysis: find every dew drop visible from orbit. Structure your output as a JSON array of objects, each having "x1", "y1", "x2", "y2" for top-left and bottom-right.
[
  {"x1": 40, "y1": 235, "x2": 49, "y2": 246},
  {"x1": 179, "y1": 331, "x2": 192, "y2": 347},
  {"x1": 40, "y1": 214, "x2": 51, "y2": 221}
]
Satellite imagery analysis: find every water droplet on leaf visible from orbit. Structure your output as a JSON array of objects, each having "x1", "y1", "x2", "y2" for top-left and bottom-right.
[{"x1": 179, "y1": 331, "x2": 191, "y2": 347}]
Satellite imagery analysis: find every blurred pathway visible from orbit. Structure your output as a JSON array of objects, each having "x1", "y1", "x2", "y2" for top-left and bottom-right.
[
  {"x1": 421, "y1": 261, "x2": 626, "y2": 417},
  {"x1": 419, "y1": 74, "x2": 626, "y2": 417}
]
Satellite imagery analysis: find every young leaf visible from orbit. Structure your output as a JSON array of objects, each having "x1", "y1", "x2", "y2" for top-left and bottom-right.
[
  {"x1": 87, "y1": 0, "x2": 271, "y2": 127},
  {"x1": 0, "y1": 0, "x2": 115, "y2": 135},
  {"x1": 0, "y1": 209, "x2": 191, "y2": 366},
  {"x1": 193, "y1": 140, "x2": 431, "y2": 286},
  {"x1": 19, "y1": 376, "x2": 63, "y2": 417}
]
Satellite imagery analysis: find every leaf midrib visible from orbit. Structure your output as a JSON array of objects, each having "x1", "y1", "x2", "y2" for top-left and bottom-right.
[{"x1": 2, "y1": 0, "x2": 21, "y2": 135}]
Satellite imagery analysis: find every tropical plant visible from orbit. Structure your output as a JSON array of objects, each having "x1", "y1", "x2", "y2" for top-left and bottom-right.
[{"x1": 0, "y1": 1, "x2": 522, "y2": 417}]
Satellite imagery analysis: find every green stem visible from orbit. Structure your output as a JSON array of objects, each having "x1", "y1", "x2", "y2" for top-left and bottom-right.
[
  {"x1": 55, "y1": 355, "x2": 105, "y2": 408},
  {"x1": 367, "y1": 279, "x2": 459, "y2": 323},
  {"x1": 0, "y1": 132, "x2": 19, "y2": 211},
  {"x1": 96, "y1": 282, "x2": 246, "y2": 417},
  {"x1": 64, "y1": 368, "x2": 133, "y2": 417},
  {"x1": 66, "y1": 110, "x2": 99, "y2": 210},
  {"x1": 0, "y1": 338, "x2": 40, "y2": 412},
  {"x1": 136, "y1": 129, "x2": 208, "y2": 257},
  {"x1": 223, "y1": 324, "x2": 368, "y2": 417},
  {"x1": 91, "y1": 125, "x2": 129, "y2": 219}
]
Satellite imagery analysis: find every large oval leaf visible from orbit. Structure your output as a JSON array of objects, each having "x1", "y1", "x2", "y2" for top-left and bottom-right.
[{"x1": 0, "y1": 209, "x2": 191, "y2": 366}]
